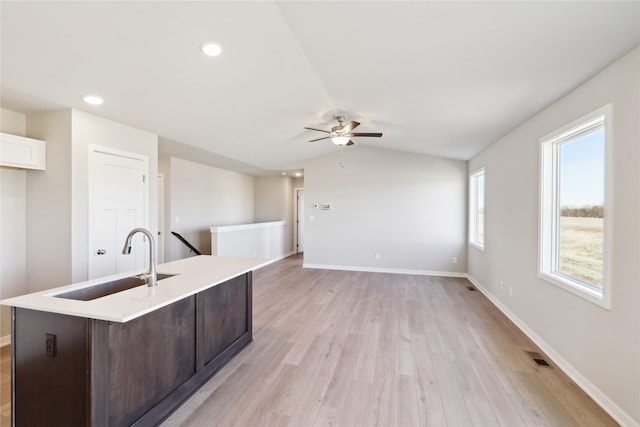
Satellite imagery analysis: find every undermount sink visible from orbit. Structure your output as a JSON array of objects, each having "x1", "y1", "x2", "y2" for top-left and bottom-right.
[{"x1": 53, "y1": 273, "x2": 177, "y2": 301}]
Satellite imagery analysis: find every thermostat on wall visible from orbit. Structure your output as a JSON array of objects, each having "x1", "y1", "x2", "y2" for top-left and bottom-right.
[{"x1": 321, "y1": 203, "x2": 332, "y2": 210}]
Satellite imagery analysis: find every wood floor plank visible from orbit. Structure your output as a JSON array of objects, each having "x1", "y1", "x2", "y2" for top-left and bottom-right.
[
  {"x1": 339, "y1": 379, "x2": 372, "y2": 427},
  {"x1": 537, "y1": 367, "x2": 617, "y2": 427},
  {"x1": 352, "y1": 321, "x2": 379, "y2": 383},
  {"x1": 466, "y1": 343, "x2": 526, "y2": 426},
  {"x1": 320, "y1": 332, "x2": 364, "y2": 410},
  {"x1": 410, "y1": 333, "x2": 447, "y2": 427},
  {"x1": 275, "y1": 334, "x2": 334, "y2": 417},
  {"x1": 162, "y1": 362, "x2": 256, "y2": 427},
  {"x1": 394, "y1": 373, "x2": 421, "y2": 427},
  {"x1": 366, "y1": 310, "x2": 395, "y2": 427},
  {"x1": 216, "y1": 347, "x2": 295, "y2": 427},
  {"x1": 313, "y1": 405, "x2": 341, "y2": 427},
  {"x1": 511, "y1": 371, "x2": 581, "y2": 427},
  {"x1": 429, "y1": 344, "x2": 476, "y2": 426},
  {"x1": 287, "y1": 370, "x2": 332, "y2": 427}
]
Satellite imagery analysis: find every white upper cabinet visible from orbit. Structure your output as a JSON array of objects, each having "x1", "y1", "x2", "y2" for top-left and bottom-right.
[{"x1": 0, "y1": 132, "x2": 46, "y2": 170}]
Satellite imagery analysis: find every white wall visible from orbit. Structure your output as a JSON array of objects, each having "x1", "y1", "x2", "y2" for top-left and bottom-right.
[
  {"x1": 255, "y1": 175, "x2": 294, "y2": 255},
  {"x1": 255, "y1": 176, "x2": 287, "y2": 222},
  {"x1": 26, "y1": 110, "x2": 73, "y2": 292},
  {"x1": 26, "y1": 109, "x2": 158, "y2": 292},
  {"x1": 161, "y1": 157, "x2": 255, "y2": 261},
  {"x1": 467, "y1": 48, "x2": 639, "y2": 425},
  {"x1": 292, "y1": 176, "x2": 304, "y2": 190},
  {"x1": 0, "y1": 108, "x2": 28, "y2": 339},
  {"x1": 299, "y1": 146, "x2": 467, "y2": 274}
]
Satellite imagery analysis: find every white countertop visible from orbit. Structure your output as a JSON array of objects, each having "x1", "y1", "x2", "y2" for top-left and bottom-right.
[{"x1": 1, "y1": 255, "x2": 269, "y2": 323}]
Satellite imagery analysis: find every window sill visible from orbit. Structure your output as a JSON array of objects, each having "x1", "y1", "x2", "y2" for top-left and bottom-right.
[
  {"x1": 469, "y1": 241, "x2": 485, "y2": 251},
  {"x1": 538, "y1": 272, "x2": 610, "y2": 309}
]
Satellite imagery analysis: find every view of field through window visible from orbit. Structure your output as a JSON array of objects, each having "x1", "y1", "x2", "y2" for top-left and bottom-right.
[
  {"x1": 476, "y1": 173, "x2": 485, "y2": 244},
  {"x1": 557, "y1": 129, "x2": 604, "y2": 287}
]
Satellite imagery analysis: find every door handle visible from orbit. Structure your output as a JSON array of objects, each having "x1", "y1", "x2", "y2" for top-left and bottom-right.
[{"x1": 96, "y1": 249, "x2": 107, "y2": 255}]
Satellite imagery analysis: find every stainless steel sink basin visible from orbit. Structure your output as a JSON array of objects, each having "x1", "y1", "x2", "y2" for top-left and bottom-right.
[{"x1": 54, "y1": 273, "x2": 177, "y2": 301}]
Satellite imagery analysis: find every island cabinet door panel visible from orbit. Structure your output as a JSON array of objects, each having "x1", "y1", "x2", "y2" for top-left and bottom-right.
[
  {"x1": 105, "y1": 296, "x2": 196, "y2": 427},
  {"x1": 13, "y1": 308, "x2": 90, "y2": 427},
  {"x1": 200, "y1": 273, "x2": 251, "y2": 365}
]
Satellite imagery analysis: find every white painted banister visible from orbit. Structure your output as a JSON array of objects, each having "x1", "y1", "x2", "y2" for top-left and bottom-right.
[{"x1": 210, "y1": 221, "x2": 289, "y2": 261}]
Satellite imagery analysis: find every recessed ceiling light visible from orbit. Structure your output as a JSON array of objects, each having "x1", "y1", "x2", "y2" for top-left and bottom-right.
[
  {"x1": 83, "y1": 94, "x2": 104, "y2": 105},
  {"x1": 200, "y1": 41, "x2": 223, "y2": 57},
  {"x1": 295, "y1": 172, "x2": 302, "y2": 177}
]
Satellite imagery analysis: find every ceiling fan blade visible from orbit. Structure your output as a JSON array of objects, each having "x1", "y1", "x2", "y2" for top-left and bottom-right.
[
  {"x1": 341, "y1": 121, "x2": 360, "y2": 132},
  {"x1": 351, "y1": 132, "x2": 383, "y2": 138},
  {"x1": 346, "y1": 140, "x2": 355, "y2": 146},
  {"x1": 304, "y1": 127, "x2": 331, "y2": 134},
  {"x1": 308, "y1": 136, "x2": 332, "y2": 142}
]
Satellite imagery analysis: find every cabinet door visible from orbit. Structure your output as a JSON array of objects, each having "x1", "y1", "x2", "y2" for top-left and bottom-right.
[
  {"x1": 107, "y1": 297, "x2": 196, "y2": 427},
  {"x1": 201, "y1": 274, "x2": 249, "y2": 364},
  {"x1": 13, "y1": 309, "x2": 89, "y2": 426},
  {"x1": 0, "y1": 133, "x2": 46, "y2": 170}
]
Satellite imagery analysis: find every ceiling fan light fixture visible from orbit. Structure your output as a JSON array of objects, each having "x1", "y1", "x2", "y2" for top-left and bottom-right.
[{"x1": 331, "y1": 136, "x2": 350, "y2": 146}]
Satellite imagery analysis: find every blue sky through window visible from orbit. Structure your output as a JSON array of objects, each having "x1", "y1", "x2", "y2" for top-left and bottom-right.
[
  {"x1": 477, "y1": 174, "x2": 485, "y2": 211},
  {"x1": 559, "y1": 128, "x2": 604, "y2": 207}
]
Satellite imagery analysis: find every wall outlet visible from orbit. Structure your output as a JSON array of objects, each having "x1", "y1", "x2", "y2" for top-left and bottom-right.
[
  {"x1": 500, "y1": 280, "x2": 504, "y2": 290},
  {"x1": 452, "y1": 257, "x2": 457, "y2": 264},
  {"x1": 46, "y1": 333, "x2": 57, "y2": 357},
  {"x1": 175, "y1": 215, "x2": 180, "y2": 223},
  {"x1": 509, "y1": 286, "x2": 513, "y2": 297},
  {"x1": 375, "y1": 253, "x2": 381, "y2": 260}
]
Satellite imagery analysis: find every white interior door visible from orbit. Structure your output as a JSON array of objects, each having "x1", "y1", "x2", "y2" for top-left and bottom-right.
[
  {"x1": 89, "y1": 149, "x2": 147, "y2": 279},
  {"x1": 297, "y1": 189, "x2": 304, "y2": 253}
]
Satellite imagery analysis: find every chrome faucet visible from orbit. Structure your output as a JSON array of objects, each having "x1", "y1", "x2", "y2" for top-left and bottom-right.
[{"x1": 122, "y1": 227, "x2": 157, "y2": 287}]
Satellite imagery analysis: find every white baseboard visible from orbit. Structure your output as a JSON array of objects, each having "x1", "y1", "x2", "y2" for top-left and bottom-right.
[
  {"x1": 466, "y1": 274, "x2": 638, "y2": 427},
  {"x1": 0, "y1": 335, "x2": 10, "y2": 347},
  {"x1": 303, "y1": 263, "x2": 467, "y2": 278}
]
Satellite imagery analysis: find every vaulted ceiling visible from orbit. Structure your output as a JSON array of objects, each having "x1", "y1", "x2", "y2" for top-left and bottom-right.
[{"x1": 2, "y1": 1, "x2": 638, "y2": 174}]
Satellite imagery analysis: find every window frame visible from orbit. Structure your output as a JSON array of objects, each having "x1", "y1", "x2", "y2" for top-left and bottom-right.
[
  {"x1": 469, "y1": 167, "x2": 486, "y2": 251},
  {"x1": 538, "y1": 104, "x2": 613, "y2": 309}
]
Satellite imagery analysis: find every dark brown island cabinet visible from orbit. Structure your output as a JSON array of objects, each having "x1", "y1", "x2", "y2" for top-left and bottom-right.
[{"x1": 10, "y1": 272, "x2": 252, "y2": 426}]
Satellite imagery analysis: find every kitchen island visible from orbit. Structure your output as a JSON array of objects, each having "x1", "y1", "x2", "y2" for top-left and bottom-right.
[{"x1": 2, "y1": 255, "x2": 268, "y2": 427}]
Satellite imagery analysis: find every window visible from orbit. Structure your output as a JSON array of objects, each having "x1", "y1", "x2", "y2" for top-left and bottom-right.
[
  {"x1": 539, "y1": 105, "x2": 612, "y2": 308},
  {"x1": 469, "y1": 167, "x2": 485, "y2": 250}
]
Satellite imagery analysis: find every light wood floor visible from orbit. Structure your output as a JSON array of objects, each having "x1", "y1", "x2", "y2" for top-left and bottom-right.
[
  {"x1": 0, "y1": 345, "x2": 9, "y2": 426},
  {"x1": 163, "y1": 255, "x2": 616, "y2": 427},
  {"x1": 0, "y1": 255, "x2": 617, "y2": 426}
]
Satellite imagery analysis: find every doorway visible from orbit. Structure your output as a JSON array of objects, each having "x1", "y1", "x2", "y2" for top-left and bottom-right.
[
  {"x1": 295, "y1": 188, "x2": 304, "y2": 253},
  {"x1": 157, "y1": 173, "x2": 165, "y2": 264},
  {"x1": 88, "y1": 146, "x2": 149, "y2": 279}
]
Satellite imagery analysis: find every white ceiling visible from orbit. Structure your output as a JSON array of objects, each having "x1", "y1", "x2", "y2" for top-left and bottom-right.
[{"x1": 2, "y1": 1, "x2": 638, "y2": 174}]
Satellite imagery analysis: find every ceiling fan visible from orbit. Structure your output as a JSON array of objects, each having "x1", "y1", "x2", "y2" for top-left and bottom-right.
[{"x1": 304, "y1": 114, "x2": 382, "y2": 146}]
